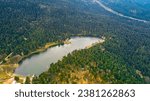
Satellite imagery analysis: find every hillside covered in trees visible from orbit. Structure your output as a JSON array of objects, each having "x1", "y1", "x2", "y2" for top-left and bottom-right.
[
  {"x1": 0, "y1": 0, "x2": 150, "y2": 83},
  {"x1": 101, "y1": 0, "x2": 150, "y2": 21},
  {"x1": 33, "y1": 43, "x2": 145, "y2": 84}
]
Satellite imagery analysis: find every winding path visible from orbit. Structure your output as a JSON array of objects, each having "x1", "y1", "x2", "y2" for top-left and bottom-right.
[{"x1": 93, "y1": 0, "x2": 149, "y2": 23}]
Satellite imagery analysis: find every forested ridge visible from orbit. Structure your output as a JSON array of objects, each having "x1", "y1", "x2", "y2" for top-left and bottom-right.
[
  {"x1": 101, "y1": 0, "x2": 150, "y2": 21},
  {"x1": 33, "y1": 44, "x2": 145, "y2": 84},
  {"x1": 0, "y1": 0, "x2": 150, "y2": 83}
]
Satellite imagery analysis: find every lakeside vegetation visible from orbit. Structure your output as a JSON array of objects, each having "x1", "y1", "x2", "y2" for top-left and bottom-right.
[
  {"x1": 0, "y1": 40, "x2": 64, "y2": 83},
  {"x1": 0, "y1": 0, "x2": 150, "y2": 84},
  {"x1": 33, "y1": 41, "x2": 145, "y2": 84}
]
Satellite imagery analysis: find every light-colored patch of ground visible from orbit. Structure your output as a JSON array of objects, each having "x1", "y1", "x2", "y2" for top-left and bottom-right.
[
  {"x1": 136, "y1": 70, "x2": 143, "y2": 78},
  {"x1": 54, "y1": 65, "x2": 103, "y2": 84},
  {"x1": 44, "y1": 42, "x2": 58, "y2": 49}
]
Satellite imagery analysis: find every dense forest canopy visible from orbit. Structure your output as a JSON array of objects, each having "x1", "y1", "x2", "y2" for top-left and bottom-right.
[
  {"x1": 101, "y1": 0, "x2": 150, "y2": 21},
  {"x1": 0, "y1": 0, "x2": 150, "y2": 83}
]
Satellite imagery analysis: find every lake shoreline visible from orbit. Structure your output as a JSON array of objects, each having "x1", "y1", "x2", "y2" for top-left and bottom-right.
[
  {"x1": 0, "y1": 39, "x2": 69, "y2": 84},
  {"x1": 1, "y1": 36, "x2": 104, "y2": 84}
]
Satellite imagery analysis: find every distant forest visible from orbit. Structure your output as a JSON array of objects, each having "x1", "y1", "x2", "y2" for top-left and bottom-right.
[{"x1": 0, "y1": 0, "x2": 150, "y2": 83}]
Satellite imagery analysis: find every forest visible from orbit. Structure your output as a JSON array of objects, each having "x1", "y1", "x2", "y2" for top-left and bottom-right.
[
  {"x1": 0, "y1": 0, "x2": 150, "y2": 83},
  {"x1": 101, "y1": 0, "x2": 150, "y2": 21},
  {"x1": 33, "y1": 43, "x2": 145, "y2": 84}
]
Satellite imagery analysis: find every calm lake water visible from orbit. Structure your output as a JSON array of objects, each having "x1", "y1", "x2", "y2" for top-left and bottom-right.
[{"x1": 15, "y1": 37, "x2": 100, "y2": 76}]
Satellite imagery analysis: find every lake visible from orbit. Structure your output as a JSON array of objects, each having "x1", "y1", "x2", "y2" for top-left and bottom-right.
[{"x1": 15, "y1": 37, "x2": 101, "y2": 76}]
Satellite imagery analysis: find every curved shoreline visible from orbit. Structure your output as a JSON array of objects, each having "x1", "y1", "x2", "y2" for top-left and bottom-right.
[
  {"x1": 15, "y1": 37, "x2": 104, "y2": 76},
  {"x1": 0, "y1": 41, "x2": 65, "y2": 84},
  {"x1": 1, "y1": 36, "x2": 105, "y2": 84}
]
